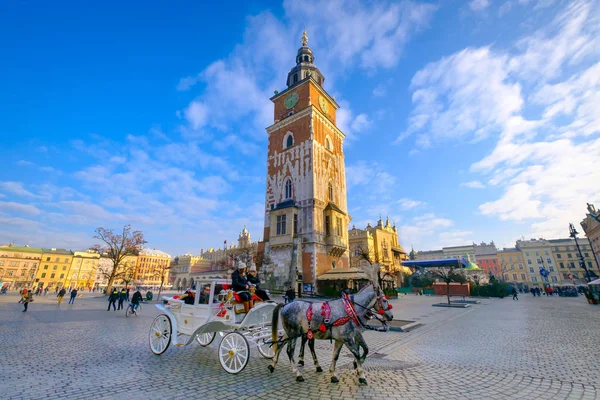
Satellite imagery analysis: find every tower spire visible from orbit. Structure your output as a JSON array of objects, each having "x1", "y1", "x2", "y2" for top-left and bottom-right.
[{"x1": 301, "y1": 30, "x2": 308, "y2": 47}]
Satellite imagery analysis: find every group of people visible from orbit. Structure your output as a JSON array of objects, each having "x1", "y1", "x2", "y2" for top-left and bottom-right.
[
  {"x1": 107, "y1": 287, "x2": 132, "y2": 311},
  {"x1": 18, "y1": 287, "x2": 79, "y2": 311},
  {"x1": 178, "y1": 263, "x2": 270, "y2": 313}
]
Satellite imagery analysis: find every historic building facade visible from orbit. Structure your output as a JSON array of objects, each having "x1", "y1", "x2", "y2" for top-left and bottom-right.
[
  {"x1": 515, "y1": 239, "x2": 560, "y2": 285},
  {"x1": 347, "y1": 218, "x2": 410, "y2": 287},
  {"x1": 38, "y1": 248, "x2": 73, "y2": 290},
  {"x1": 136, "y1": 248, "x2": 171, "y2": 287},
  {"x1": 549, "y1": 238, "x2": 599, "y2": 283},
  {"x1": 0, "y1": 245, "x2": 41, "y2": 291},
  {"x1": 261, "y1": 32, "x2": 350, "y2": 294},
  {"x1": 64, "y1": 250, "x2": 100, "y2": 290}
]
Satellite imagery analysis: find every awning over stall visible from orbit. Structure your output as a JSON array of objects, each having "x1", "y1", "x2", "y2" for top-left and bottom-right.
[
  {"x1": 401, "y1": 258, "x2": 470, "y2": 269},
  {"x1": 317, "y1": 268, "x2": 370, "y2": 281}
]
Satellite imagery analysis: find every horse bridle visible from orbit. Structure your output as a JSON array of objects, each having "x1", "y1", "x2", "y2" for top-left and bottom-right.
[{"x1": 350, "y1": 285, "x2": 392, "y2": 332}]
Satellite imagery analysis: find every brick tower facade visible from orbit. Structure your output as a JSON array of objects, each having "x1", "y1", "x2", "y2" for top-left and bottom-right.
[{"x1": 262, "y1": 32, "x2": 350, "y2": 294}]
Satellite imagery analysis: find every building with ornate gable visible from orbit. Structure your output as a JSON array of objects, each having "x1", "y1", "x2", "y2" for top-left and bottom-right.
[
  {"x1": 261, "y1": 32, "x2": 350, "y2": 295},
  {"x1": 0, "y1": 245, "x2": 42, "y2": 291},
  {"x1": 581, "y1": 203, "x2": 600, "y2": 275}
]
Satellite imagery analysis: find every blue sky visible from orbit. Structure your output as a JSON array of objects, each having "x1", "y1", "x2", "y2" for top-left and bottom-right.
[{"x1": 1, "y1": 0, "x2": 599, "y2": 256}]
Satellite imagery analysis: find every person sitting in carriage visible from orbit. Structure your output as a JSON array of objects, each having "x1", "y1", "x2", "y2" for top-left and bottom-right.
[
  {"x1": 231, "y1": 263, "x2": 253, "y2": 313},
  {"x1": 180, "y1": 289, "x2": 195, "y2": 305},
  {"x1": 247, "y1": 264, "x2": 270, "y2": 301},
  {"x1": 199, "y1": 285, "x2": 212, "y2": 304}
]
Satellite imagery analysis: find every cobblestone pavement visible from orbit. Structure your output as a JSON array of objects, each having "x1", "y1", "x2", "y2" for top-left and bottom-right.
[{"x1": 1, "y1": 292, "x2": 598, "y2": 399}]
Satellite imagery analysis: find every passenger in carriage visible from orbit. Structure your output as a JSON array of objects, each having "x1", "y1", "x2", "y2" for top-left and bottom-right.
[
  {"x1": 231, "y1": 264, "x2": 252, "y2": 313},
  {"x1": 199, "y1": 285, "x2": 212, "y2": 304},
  {"x1": 180, "y1": 289, "x2": 195, "y2": 305},
  {"x1": 247, "y1": 264, "x2": 270, "y2": 301}
]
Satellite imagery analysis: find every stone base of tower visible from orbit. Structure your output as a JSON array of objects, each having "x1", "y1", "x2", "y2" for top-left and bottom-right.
[{"x1": 263, "y1": 240, "x2": 349, "y2": 296}]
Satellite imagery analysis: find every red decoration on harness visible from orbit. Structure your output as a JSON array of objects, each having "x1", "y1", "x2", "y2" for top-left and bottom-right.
[
  {"x1": 306, "y1": 305, "x2": 314, "y2": 339},
  {"x1": 333, "y1": 317, "x2": 350, "y2": 326},
  {"x1": 378, "y1": 309, "x2": 385, "y2": 315},
  {"x1": 307, "y1": 330, "x2": 314, "y2": 340},
  {"x1": 319, "y1": 324, "x2": 327, "y2": 332},
  {"x1": 387, "y1": 304, "x2": 393, "y2": 310},
  {"x1": 321, "y1": 302, "x2": 331, "y2": 321},
  {"x1": 342, "y1": 295, "x2": 360, "y2": 326}
]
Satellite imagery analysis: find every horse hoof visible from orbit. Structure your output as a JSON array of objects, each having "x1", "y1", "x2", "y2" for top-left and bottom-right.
[
  {"x1": 296, "y1": 376, "x2": 305, "y2": 382},
  {"x1": 298, "y1": 360, "x2": 304, "y2": 367},
  {"x1": 316, "y1": 366, "x2": 323, "y2": 373},
  {"x1": 359, "y1": 378, "x2": 368, "y2": 385},
  {"x1": 330, "y1": 377, "x2": 339, "y2": 383},
  {"x1": 268, "y1": 365, "x2": 274, "y2": 373}
]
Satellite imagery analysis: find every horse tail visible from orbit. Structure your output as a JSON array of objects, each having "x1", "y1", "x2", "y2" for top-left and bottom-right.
[{"x1": 271, "y1": 303, "x2": 284, "y2": 346}]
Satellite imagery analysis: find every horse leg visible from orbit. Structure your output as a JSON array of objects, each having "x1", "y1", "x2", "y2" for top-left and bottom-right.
[
  {"x1": 329, "y1": 340, "x2": 344, "y2": 383},
  {"x1": 348, "y1": 335, "x2": 368, "y2": 385},
  {"x1": 297, "y1": 334, "x2": 306, "y2": 367},
  {"x1": 307, "y1": 337, "x2": 323, "y2": 372},
  {"x1": 268, "y1": 333, "x2": 286, "y2": 373},
  {"x1": 286, "y1": 337, "x2": 304, "y2": 382}
]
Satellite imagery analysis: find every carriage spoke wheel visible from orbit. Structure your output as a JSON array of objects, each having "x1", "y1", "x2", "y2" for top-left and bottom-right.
[
  {"x1": 218, "y1": 332, "x2": 249, "y2": 374},
  {"x1": 195, "y1": 332, "x2": 216, "y2": 347},
  {"x1": 256, "y1": 337, "x2": 275, "y2": 359},
  {"x1": 149, "y1": 314, "x2": 172, "y2": 355}
]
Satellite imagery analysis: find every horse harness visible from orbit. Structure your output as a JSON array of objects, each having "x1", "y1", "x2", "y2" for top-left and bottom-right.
[{"x1": 305, "y1": 288, "x2": 391, "y2": 339}]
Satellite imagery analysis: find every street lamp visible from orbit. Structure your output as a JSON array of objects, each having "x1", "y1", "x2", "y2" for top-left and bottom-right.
[{"x1": 569, "y1": 223, "x2": 592, "y2": 283}]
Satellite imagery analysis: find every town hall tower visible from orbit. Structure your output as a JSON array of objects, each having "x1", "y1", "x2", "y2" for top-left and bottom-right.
[{"x1": 262, "y1": 32, "x2": 350, "y2": 294}]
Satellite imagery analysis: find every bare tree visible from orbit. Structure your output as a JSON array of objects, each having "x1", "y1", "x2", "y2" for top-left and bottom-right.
[
  {"x1": 155, "y1": 262, "x2": 171, "y2": 300},
  {"x1": 431, "y1": 266, "x2": 467, "y2": 305},
  {"x1": 119, "y1": 264, "x2": 136, "y2": 289},
  {"x1": 93, "y1": 225, "x2": 144, "y2": 295}
]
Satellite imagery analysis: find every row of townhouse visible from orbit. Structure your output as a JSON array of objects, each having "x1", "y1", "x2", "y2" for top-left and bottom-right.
[
  {"x1": 415, "y1": 238, "x2": 598, "y2": 286},
  {"x1": 0, "y1": 244, "x2": 171, "y2": 291}
]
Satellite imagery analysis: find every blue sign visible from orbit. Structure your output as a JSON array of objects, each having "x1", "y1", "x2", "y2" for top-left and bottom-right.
[{"x1": 539, "y1": 268, "x2": 549, "y2": 278}]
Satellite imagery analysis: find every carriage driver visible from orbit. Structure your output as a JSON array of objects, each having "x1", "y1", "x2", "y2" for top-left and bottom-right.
[{"x1": 231, "y1": 263, "x2": 253, "y2": 313}]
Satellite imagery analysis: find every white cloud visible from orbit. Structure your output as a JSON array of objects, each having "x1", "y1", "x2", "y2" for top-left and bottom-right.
[
  {"x1": 461, "y1": 181, "x2": 485, "y2": 189},
  {"x1": 397, "y1": 198, "x2": 424, "y2": 210},
  {"x1": 0, "y1": 201, "x2": 41, "y2": 216},
  {"x1": 184, "y1": 101, "x2": 209, "y2": 129},
  {"x1": 0, "y1": 182, "x2": 40, "y2": 198},
  {"x1": 400, "y1": 0, "x2": 600, "y2": 246},
  {"x1": 398, "y1": 47, "x2": 523, "y2": 146},
  {"x1": 470, "y1": 0, "x2": 490, "y2": 11},
  {"x1": 498, "y1": 1, "x2": 513, "y2": 16}
]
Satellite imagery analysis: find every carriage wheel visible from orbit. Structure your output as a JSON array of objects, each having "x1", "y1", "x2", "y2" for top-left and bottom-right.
[
  {"x1": 149, "y1": 314, "x2": 172, "y2": 355},
  {"x1": 256, "y1": 336, "x2": 275, "y2": 359},
  {"x1": 195, "y1": 332, "x2": 216, "y2": 347},
  {"x1": 218, "y1": 332, "x2": 249, "y2": 374}
]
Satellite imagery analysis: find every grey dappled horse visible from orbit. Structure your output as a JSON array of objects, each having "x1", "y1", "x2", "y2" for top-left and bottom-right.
[{"x1": 268, "y1": 264, "x2": 393, "y2": 385}]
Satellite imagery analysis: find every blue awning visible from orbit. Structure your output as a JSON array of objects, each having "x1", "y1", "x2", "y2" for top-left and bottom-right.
[{"x1": 401, "y1": 258, "x2": 470, "y2": 269}]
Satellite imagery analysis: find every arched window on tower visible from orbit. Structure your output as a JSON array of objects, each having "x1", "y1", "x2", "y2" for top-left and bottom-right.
[
  {"x1": 285, "y1": 179, "x2": 293, "y2": 200},
  {"x1": 325, "y1": 136, "x2": 333, "y2": 151},
  {"x1": 283, "y1": 132, "x2": 294, "y2": 149},
  {"x1": 328, "y1": 182, "x2": 334, "y2": 202},
  {"x1": 304, "y1": 55, "x2": 309, "y2": 62},
  {"x1": 293, "y1": 74, "x2": 298, "y2": 83}
]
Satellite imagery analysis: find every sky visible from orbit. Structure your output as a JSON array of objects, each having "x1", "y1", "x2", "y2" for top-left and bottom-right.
[{"x1": 1, "y1": 0, "x2": 599, "y2": 256}]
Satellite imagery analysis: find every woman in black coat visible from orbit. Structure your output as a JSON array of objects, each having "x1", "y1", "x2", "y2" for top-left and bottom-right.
[{"x1": 231, "y1": 264, "x2": 252, "y2": 313}]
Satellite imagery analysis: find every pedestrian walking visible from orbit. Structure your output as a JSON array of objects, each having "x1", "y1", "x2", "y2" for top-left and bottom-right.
[
  {"x1": 117, "y1": 288, "x2": 126, "y2": 310},
  {"x1": 57, "y1": 288, "x2": 66, "y2": 304},
  {"x1": 44, "y1": 287, "x2": 49, "y2": 296},
  {"x1": 20, "y1": 289, "x2": 33, "y2": 312},
  {"x1": 512, "y1": 287, "x2": 519, "y2": 300},
  {"x1": 107, "y1": 288, "x2": 119, "y2": 311},
  {"x1": 126, "y1": 288, "x2": 130, "y2": 302},
  {"x1": 55, "y1": 287, "x2": 59, "y2": 294},
  {"x1": 68, "y1": 288, "x2": 78, "y2": 304}
]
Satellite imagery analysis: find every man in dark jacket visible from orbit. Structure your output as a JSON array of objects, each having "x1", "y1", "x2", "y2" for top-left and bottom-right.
[
  {"x1": 232, "y1": 264, "x2": 252, "y2": 313},
  {"x1": 131, "y1": 289, "x2": 143, "y2": 313},
  {"x1": 118, "y1": 288, "x2": 127, "y2": 310},
  {"x1": 126, "y1": 288, "x2": 130, "y2": 302},
  {"x1": 68, "y1": 288, "x2": 78, "y2": 304},
  {"x1": 57, "y1": 288, "x2": 67, "y2": 305},
  {"x1": 107, "y1": 288, "x2": 119, "y2": 311}
]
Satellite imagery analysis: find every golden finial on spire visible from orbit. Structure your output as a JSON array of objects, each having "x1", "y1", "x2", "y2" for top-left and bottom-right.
[{"x1": 301, "y1": 30, "x2": 308, "y2": 47}]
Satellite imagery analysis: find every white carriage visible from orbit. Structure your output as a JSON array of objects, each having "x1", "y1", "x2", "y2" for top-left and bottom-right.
[{"x1": 148, "y1": 279, "x2": 280, "y2": 374}]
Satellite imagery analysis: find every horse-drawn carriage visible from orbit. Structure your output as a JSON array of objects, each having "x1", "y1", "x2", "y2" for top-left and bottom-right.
[{"x1": 149, "y1": 279, "x2": 281, "y2": 374}]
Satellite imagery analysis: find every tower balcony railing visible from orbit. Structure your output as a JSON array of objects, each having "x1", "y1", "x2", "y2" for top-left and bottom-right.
[{"x1": 325, "y1": 235, "x2": 346, "y2": 257}]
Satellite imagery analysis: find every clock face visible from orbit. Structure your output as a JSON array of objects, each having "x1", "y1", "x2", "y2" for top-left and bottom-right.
[
  {"x1": 284, "y1": 92, "x2": 299, "y2": 109},
  {"x1": 318, "y1": 96, "x2": 329, "y2": 113}
]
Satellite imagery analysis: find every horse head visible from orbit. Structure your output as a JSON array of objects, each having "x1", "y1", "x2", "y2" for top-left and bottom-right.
[{"x1": 373, "y1": 285, "x2": 393, "y2": 322}]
